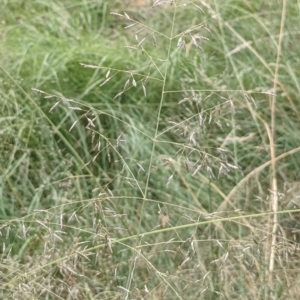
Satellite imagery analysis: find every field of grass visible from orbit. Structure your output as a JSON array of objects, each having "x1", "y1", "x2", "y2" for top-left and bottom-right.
[{"x1": 1, "y1": 0, "x2": 300, "y2": 299}]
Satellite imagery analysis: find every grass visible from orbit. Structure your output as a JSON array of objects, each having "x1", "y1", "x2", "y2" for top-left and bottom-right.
[{"x1": 1, "y1": 0, "x2": 300, "y2": 299}]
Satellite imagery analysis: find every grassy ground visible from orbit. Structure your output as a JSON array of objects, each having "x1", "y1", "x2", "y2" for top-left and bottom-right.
[{"x1": 1, "y1": 0, "x2": 300, "y2": 299}]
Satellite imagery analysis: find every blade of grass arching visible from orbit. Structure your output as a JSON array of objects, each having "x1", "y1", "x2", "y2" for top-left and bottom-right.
[
  {"x1": 268, "y1": 0, "x2": 287, "y2": 283},
  {"x1": 123, "y1": 4, "x2": 180, "y2": 300},
  {"x1": 218, "y1": 147, "x2": 300, "y2": 212}
]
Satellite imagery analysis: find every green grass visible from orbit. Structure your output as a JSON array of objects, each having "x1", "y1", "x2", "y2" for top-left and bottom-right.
[{"x1": 1, "y1": 0, "x2": 300, "y2": 299}]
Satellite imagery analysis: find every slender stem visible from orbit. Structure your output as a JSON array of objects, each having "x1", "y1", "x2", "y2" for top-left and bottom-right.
[
  {"x1": 268, "y1": 0, "x2": 287, "y2": 283},
  {"x1": 124, "y1": 4, "x2": 178, "y2": 299}
]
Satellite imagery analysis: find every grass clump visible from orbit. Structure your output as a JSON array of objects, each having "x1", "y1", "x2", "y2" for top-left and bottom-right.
[{"x1": 1, "y1": 0, "x2": 300, "y2": 299}]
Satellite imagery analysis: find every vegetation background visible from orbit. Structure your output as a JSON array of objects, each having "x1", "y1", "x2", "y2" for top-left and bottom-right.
[{"x1": 1, "y1": 0, "x2": 300, "y2": 299}]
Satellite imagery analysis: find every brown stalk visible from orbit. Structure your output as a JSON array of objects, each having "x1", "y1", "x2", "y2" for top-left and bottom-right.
[{"x1": 268, "y1": 0, "x2": 287, "y2": 283}]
